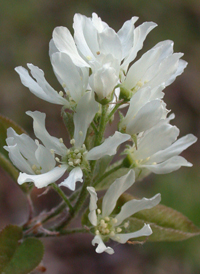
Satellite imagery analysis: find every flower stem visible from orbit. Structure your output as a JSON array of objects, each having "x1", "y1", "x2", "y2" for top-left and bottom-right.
[
  {"x1": 51, "y1": 183, "x2": 74, "y2": 213},
  {"x1": 106, "y1": 101, "x2": 124, "y2": 122}
]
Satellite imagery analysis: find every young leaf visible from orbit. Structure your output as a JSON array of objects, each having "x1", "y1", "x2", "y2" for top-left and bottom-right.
[
  {"x1": 116, "y1": 193, "x2": 200, "y2": 242},
  {"x1": 0, "y1": 225, "x2": 44, "y2": 274},
  {"x1": 0, "y1": 114, "x2": 26, "y2": 158},
  {"x1": 0, "y1": 152, "x2": 31, "y2": 194},
  {"x1": 95, "y1": 167, "x2": 130, "y2": 190}
]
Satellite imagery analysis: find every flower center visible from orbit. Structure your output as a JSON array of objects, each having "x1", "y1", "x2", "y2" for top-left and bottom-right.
[
  {"x1": 63, "y1": 139, "x2": 88, "y2": 168},
  {"x1": 95, "y1": 209, "x2": 129, "y2": 238}
]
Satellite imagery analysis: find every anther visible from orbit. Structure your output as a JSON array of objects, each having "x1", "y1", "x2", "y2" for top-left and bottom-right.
[
  {"x1": 70, "y1": 139, "x2": 75, "y2": 145},
  {"x1": 124, "y1": 222, "x2": 129, "y2": 228},
  {"x1": 116, "y1": 227, "x2": 122, "y2": 233},
  {"x1": 62, "y1": 83, "x2": 66, "y2": 88},
  {"x1": 59, "y1": 138, "x2": 63, "y2": 143},
  {"x1": 110, "y1": 231, "x2": 115, "y2": 237},
  {"x1": 97, "y1": 209, "x2": 101, "y2": 214},
  {"x1": 59, "y1": 91, "x2": 64, "y2": 97},
  {"x1": 55, "y1": 157, "x2": 60, "y2": 162}
]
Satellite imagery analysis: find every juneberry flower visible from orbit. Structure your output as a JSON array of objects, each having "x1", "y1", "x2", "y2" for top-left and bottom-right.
[
  {"x1": 15, "y1": 53, "x2": 89, "y2": 108},
  {"x1": 87, "y1": 170, "x2": 161, "y2": 254},
  {"x1": 6, "y1": 91, "x2": 130, "y2": 190},
  {"x1": 52, "y1": 13, "x2": 157, "y2": 101},
  {"x1": 123, "y1": 114, "x2": 197, "y2": 176},
  {"x1": 119, "y1": 86, "x2": 168, "y2": 136},
  {"x1": 119, "y1": 40, "x2": 187, "y2": 99}
]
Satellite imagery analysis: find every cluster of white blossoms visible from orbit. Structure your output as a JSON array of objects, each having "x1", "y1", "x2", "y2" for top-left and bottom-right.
[{"x1": 5, "y1": 13, "x2": 197, "y2": 254}]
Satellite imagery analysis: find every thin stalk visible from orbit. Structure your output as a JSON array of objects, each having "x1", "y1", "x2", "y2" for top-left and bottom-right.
[
  {"x1": 94, "y1": 104, "x2": 108, "y2": 146},
  {"x1": 106, "y1": 101, "x2": 124, "y2": 122},
  {"x1": 41, "y1": 201, "x2": 66, "y2": 224},
  {"x1": 51, "y1": 183, "x2": 74, "y2": 213},
  {"x1": 56, "y1": 175, "x2": 91, "y2": 230}
]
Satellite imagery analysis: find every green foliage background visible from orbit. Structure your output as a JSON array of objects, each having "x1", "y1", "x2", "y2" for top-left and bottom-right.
[{"x1": 0, "y1": 0, "x2": 199, "y2": 273}]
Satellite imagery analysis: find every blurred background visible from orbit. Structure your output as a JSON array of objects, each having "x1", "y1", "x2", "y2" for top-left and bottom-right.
[{"x1": 0, "y1": 0, "x2": 200, "y2": 273}]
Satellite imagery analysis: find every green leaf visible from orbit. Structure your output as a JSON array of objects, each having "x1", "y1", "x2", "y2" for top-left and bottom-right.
[
  {"x1": 116, "y1": 193, "x2": 200, "y2": 242},
  {"x1": 0, "y1": 225, "x2": 44, "y2": 274},
  {"x1": 62, "y1": 110, "x2": 74, "y2": 139},
  {"x1": 93, "y1": 155, "x2": 113, "y2": 179},
  {"x1": 0, "y1": 114, "x2": 26, "y2": 158},
  {"x1": 95, "y1": 166, "x2": 129, "y2": 190},
  {"x1": 0, "y1": 152, "x2": 30, "y2": 193},
  {"x1": 0, "y1": 153, "x2": 19, "y2": 182}
]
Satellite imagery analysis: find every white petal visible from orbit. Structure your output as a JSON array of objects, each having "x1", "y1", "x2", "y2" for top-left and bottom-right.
[
  {"x1": 18, "y1": 165, "x2": 67, "y2": 188},
  {"x1": 112, "y1": 224, "x2": 152, "y2": 244},
  {"x1": 134, "y1": 123, "x2": 179, "y2": 160},
  {"x1": 59, "y1": 167, "x2": 83, "y2": 191},
  {"x1": 73, "y1": 13, "x2": 98, "y2": 60},
  {"x1": 87, "y1": 131, "x2": 130, "y2": 160},
  {"x1": 87, "y1": 186, "x2": 98, "y2": 226},
  {"x1": 49, "y1": 39, "x2": 58, "y2": 58},
  {"x1": 26, "y1": 111, "x2": 67, "y2": 156},
  {"x1": 98, "y1": 27, "x2": 122, "y2": 61},
  {"x1": 92, "y1": 235, "x2": 114, "y2": 255},
  {"x1": 73, "y1": 91, "x2": 99, "y2": 147},
  {"x1": 15, "y1": 65, "x2": 69, "y2": 106},
  {"x1": 4, "y1": 144, "x2": 34, "y2": 174},
  {"x1": 122, "y1": 22, "x2": 157, "y2": 69},
  {"x1": 142, "y1": 156, "x2": 192, "y2": 174},
  {"x1": 115, "y1": 193, "x2": 161, "y2": 226},
  {"x1": 5, "y1": 128, "x2": 37, "y2": 163},
  {"x1": 126, "y1": 100, "x2": 167, "y2": 135},
  {"x1": 102, "y1": 170, "x2": 135, "y2": 217},
  {"x1": 124, "y1": 46, "x2": 162, "y2": 89},
  {"x1": 89, "y1": 65, "x2": 118, "y2": 100},
  {"x1": 149, "y1": 134, "x2": 197, "y2": 164},
  {"x1": 51, "y1": 52, "x2": 89, "y2": 103},
  {"x1": 117, "y1": 17, "x2": 139, "y2": 59},
  {"x1": 35, "y1": 144, "x2": 56, "y2": 173},
  {"x1": 53, "y1": 26, "x2": 89, "y2": 67}
]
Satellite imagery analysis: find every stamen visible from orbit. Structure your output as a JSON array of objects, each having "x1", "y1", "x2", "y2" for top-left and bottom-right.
[
  {"x1": 124, "y1": 222, "x2": 129, "y2": 228},
  {"x1": 59, "y1": 138, "x2": 63, "y2": 143},
  {"x1": 110, "y1": 231, "x2": 115, "y2": 237},
  {"x1": 50, "y1": 149, "x2": 55, "y2": 154},
  {"x1": 59, "y1": 91, "x2": 64, "y2": 97},
  {"x1": 95, "y1": 230, "x2": 100, "y2": 235},
  {"x1": 62, "y1": 83, "x2": 66, "y2": 88},
  {"x1": 70, "y1": 139, "x2": 75, "y2": 145},
  {"x1": 55, "y1": 157, "x2": 60, "y2": 163},
  {"x1": 116, "y1": 227, "x2": 122, "y2": 233},
  {"x1": 97, "y1": 209, "x2": 101, "y2": 214},
  {"x1": 86, "y1": 56, "x2": 92, "y2": 61}
]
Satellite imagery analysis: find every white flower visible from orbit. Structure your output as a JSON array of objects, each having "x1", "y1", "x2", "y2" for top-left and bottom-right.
[
  {"x1": 15, "y1": 53, "x2": 90, "y2": 107},
  {"x1": 52, "y1": 13, "x2": 157, "y2": 100},
  {"x1": 120, "y1": 40, "x2": 187, "y2": 97},
  {"x1": 13, "y1": 92, "x2": 130, "y2": 190},
  {"x1": 3, "y1": 128, "x2": 67, "y2": 189},
  {"x1": 87, "y1": 170, "x2": 161, "y2": 254},
  {"x1": 124, "y1": 114, "x2": 197, "y2": 175},
  {"x1": 119, "y1": 86, "x2": 168, "y2": 135}
]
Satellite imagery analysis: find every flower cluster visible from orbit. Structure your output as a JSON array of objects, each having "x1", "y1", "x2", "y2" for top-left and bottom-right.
[{"x1": 5, "y1": 13, "x2": 197, "y2": 254}]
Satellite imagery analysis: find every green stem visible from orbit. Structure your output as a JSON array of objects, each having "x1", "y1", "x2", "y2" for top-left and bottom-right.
[
  {"x1": 94, "y1": 105, "x2": 108, "y2": 146},
  {"x1": 51, "y1": 183, "x2": 74, "y2": 213},
  {"x1": 106, "y1": 101, "x2": 124, "y2": 122},
  {"x1": 91, "y1": 121, "x2": 99, "y2": 135},
  {"x1": 56, "y1": 175, "x2": 91, "y2": 230}
]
